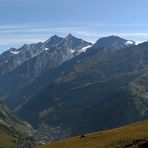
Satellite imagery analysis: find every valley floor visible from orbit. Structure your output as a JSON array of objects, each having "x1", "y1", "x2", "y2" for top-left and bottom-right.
[{"x1": 36, "y1": 120, "x2": 148, "y2": 148}]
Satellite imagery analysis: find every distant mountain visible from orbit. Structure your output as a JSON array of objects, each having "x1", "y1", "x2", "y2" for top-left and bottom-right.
[
  {"x1": 0, "y1": 42, "x2": 43, "y2": 75},
  {"x1": 0, "y1": 34, "x2": 92, "y2": 76},
  {"x1": 93, "y1": 35, "x2": 135, "y2": 50},
  {"x1": 0, "y1": 34, "x2": 92, "y2": 107}
]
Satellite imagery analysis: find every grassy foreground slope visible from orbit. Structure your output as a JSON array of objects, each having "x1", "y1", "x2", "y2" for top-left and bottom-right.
[
  {"x1": 0, "y1": 126, "x2": 25, "y2": 148},
  {"x1": 37, "y1": 120, "x2": 148, "y2": 148},
  {"x1": 0, "y1": 101, "x2": 35, "y2": 148}
]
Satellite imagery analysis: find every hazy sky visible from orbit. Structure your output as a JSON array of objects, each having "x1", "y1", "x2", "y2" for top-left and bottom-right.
[{"x1": 0, "y1": 0, "x2": 148, "y2": 53}]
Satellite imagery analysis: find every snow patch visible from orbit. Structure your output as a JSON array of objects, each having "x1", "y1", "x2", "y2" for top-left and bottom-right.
[
  {"x1": 79, "y1": 45, "x2": 92, "y2": 53},
  {"x1": 125, "y1": 40, "x2": 135, "y2": 45},
  {"x1": 70, "y1": 49, "x2": 75, "y2": 54},
  {"x1": 10, "y1": 50, "x2": 20, "y2": 55},
  {"x1": 135, "y1": 41, "x2": 142, "y2": 45},
  {"x1": 44, "y1": 48, "x2": 49, "y2": 51}
]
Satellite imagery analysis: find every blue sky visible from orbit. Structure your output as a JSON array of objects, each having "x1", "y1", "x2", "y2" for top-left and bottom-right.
[{"x1": 0, "y1": 0, "x2": 148, "y2": 53}]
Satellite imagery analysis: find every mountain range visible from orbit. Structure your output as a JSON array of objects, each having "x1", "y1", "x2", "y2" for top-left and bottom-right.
[
  {"x1": 0, "y1": 34, "x2": 147, "y2": 142},
  {"x1": 0, "y1": 34, "x2": 92, "y2": 107},
  {"x1": 0, "y1": 34, "x2": 92, "y2": 77}
]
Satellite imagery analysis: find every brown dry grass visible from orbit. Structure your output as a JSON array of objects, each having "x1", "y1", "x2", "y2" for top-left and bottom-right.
[{"x1": 37, "y1": 120, "x2": 148, "y2": 148}]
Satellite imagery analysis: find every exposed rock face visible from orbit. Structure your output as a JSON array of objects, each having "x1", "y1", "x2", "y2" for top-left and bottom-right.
[{"x1": 0, "y1": 34, "x2": 92, "y2": 76}]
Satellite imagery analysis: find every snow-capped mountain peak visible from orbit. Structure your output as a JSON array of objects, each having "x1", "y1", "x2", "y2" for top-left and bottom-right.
[
  {"x1": 93, "y1": 36, "x2": 136, "y2": 50},
  {"x1": 0, "y1": 34, "x2": 92, "y2": 75}
]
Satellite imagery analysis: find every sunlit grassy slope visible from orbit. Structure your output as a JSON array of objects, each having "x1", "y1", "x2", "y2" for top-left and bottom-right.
[
  {"x1": 37, "y1": 120, "x2": 148, "y2": 148},
  {"x1": 0, "y1": 101, "x2": 34, "y2": 148},
  {"x1": 0, "y1": 127, "x2": 19, "y2": 148}
]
